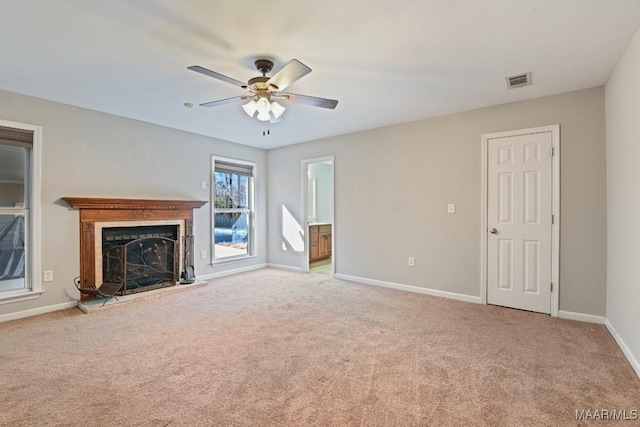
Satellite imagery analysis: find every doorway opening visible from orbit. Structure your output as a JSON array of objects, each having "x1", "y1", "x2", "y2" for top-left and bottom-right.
[{"x1": 302, "y1": 156, "x2": 334, "y2": 275}]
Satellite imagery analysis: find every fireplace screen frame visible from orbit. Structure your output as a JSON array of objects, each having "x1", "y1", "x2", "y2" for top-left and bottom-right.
[
  {"x1": 103, "y1": 234, "x2": 179, "y2": 295},
  {"x1": 94, "y1": 220, "x2": 185, "y2": 291}
]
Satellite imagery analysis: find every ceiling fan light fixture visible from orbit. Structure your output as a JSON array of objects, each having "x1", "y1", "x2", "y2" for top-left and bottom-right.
[
  {"x1": 270, "y1": 101, "x2": 285, "y2": 119},
  {"x1": 256, "y1": 111, "x2": 271, "y2": 121},
  {"x1": 242, "y1": 100, "x2": 257, "y2": 117},
  {"x1": 256, "y1": 97, "x2": 271, "y2": 114}
]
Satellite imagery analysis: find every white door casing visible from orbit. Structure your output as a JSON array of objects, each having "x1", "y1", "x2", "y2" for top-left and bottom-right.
[
  {"x1": 301, "y1": 156, "x2": 335, "y2": 274},
  {"x1": 481, "y1": 125, "x2": 560, "y2": 315}
]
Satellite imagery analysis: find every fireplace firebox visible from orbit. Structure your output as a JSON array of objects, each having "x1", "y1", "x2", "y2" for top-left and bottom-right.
[{"x1": 102, "y1": 225, "x2": 179, "y2": 294}]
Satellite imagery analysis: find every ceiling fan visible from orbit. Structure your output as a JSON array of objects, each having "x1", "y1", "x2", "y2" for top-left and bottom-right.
[{"x1": 187, "y1": 59, "x2": 338, "y2": 123}]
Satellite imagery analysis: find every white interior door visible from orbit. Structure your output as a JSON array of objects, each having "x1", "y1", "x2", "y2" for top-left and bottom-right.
[{"x1": 487, "y1": 130, "x2": 553, "y2": 314}]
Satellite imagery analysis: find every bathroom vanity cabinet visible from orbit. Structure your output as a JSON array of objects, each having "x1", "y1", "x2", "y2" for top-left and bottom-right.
[{"x1": 309, "y1": 224, "x2": 331, "y2": 262}]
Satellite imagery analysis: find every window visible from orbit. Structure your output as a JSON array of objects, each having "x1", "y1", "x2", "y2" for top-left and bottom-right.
[
  {"x1": 0, "y1": 121, "x2": 41, "y2": 303},
  {"x1": 212, "y1": 157, "x2": 255, "y2": 262}
]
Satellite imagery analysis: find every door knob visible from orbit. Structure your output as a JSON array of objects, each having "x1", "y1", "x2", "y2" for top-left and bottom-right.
[{"x1": 489, "y1": 228, "x2": 498, "y2": 234}]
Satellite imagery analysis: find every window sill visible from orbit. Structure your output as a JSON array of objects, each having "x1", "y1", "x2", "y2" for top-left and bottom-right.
[
  {"x1": 0, "y1": 289, "x2": 44, "y2": 305},
  {"x1": 212, "y1": 254, "x2": 257, "y2": 266}
]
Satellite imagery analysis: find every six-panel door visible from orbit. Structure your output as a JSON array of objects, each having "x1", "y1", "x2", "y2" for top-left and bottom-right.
[{"x1": 487, "y1": 131, "x2": 553, "y2": 314}]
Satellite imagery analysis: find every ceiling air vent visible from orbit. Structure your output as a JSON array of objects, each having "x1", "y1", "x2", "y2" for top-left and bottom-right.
[{"x1": 505, "y1": 72, "x2": 532, "y2": 89}]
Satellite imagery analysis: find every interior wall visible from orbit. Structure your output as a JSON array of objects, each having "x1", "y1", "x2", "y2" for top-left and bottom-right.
[
  {"x1": 0, "y1": 89, "x2": 267, "y2": 317},
  {"x1": 268, "y1": 87, "x2": 606, "y2": 316},
  {"x1": 605, "y1": 27, "x2": 640, "y2": 373}
]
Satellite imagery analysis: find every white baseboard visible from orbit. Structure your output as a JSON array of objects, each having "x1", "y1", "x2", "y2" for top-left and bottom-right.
[
  {"x1": 558, "y1": 310, "x2": 606, "y2": 324},
  {"x1": 334, "y1": 274, "x2": 482, "y2": 304},
  {"x1": 199, "y1": 263, "x2": 267, "y2": 281},
  {"x1": 605, "y1": 319, "x2": 640, "y2": 379},
  {"x1": 267, "y1": 263, "x2": 303, "y2": 273},
  {"x1": 0, "y1": 301, "x2": 78, "y2": 324}
]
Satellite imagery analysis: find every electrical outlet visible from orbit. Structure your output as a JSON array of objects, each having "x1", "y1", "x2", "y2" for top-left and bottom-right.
[
  {"x1": 408, "y1": 257, "x2": 415, "y2": 267},
  {"x1": 200, "y1": 250, "x2": 207, "y2": 259},
  {"x1": 43, "y1": 270, "x2": 54, "y2": 282},
  {"x1": 448, "y1": 203, "x2": 455, "y2": 214},
  {"x1": 200, "y1": 180, "x2": 207, "y2": 189}
]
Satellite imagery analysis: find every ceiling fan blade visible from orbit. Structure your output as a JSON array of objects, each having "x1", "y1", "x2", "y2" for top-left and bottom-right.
[
  {"x1": 267, "y1": 59, "x2": 312, "y2": 91},
  {"x1": 279, "y1": 93, "x2": 338, "y2": 109},
  {"x1": 199, "y1": 96, "x2": 247, "y2": 107},
  {"x1": 188, "y1": 65, "x2": 247, "y2": 88}
]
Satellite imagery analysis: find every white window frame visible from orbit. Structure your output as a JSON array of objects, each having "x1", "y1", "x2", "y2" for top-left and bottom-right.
[
  {"x1": 211, "y1": 156, "x2": 256, "y2": 264},
  {"x1": 0, "y1": 119, "x2": 42, "y2": 304}
]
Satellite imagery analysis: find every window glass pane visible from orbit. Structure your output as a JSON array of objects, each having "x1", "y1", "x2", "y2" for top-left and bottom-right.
[
  {"x1": 214, "y1": 212, "x2": 248, "y2": 259},
  {"x1": 0, "y1": 145, "x2": 26, "y2": 208},
  {"x1": 0, "y1": 213, "x2": 26, "y2": 292},
  {"x1": 214, "y1": 172, "x2": 249, "y2": 209}
]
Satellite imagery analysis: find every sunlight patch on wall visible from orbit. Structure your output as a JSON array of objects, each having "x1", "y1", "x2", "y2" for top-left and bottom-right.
[{"x1": 282, "y1": 205, "x2": 304, "y2": 252}]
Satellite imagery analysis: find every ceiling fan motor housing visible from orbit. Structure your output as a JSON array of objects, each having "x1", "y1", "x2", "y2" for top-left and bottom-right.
[{"x1": 255, "y1": 59, "x2": 274, "y2": 76}]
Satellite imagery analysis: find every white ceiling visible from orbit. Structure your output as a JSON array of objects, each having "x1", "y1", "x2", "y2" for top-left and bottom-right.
[{"x1": 2, "y1": 1, "x2": 640, "y2": 150}]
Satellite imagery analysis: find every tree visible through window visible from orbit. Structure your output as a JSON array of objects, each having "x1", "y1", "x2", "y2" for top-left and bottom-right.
[{"x1": 212, "y1": 157, "x2": 254, "y2": 262}]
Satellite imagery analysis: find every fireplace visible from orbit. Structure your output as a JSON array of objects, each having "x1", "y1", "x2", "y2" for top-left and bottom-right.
[
  {"x1": 102, "y1": 224, "x2": 179, "y2": 294},
  {"x1": 63, "y1": 197, "x2": 207, "y2": 300}
]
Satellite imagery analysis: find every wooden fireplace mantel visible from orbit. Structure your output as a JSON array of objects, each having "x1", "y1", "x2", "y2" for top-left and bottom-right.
[
  {"x1": 63, "y1": 197, "x2": 207, "y2": 211},
  {"x1": 62, "y1": 197, "x2": 208, "y2": 222},
  {"x1": 63, "y1": 197, "x2": 208, "y2": 300}
]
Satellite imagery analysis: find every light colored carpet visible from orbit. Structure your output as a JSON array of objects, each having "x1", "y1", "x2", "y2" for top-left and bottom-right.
[{"x1": 0, "y1": 268, "x2": 638, "y2": 426}]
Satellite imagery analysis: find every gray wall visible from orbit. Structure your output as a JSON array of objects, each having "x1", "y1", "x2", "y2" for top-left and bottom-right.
[
  {"x1": 268, "y1": 87, "x2": 606, "y2": 316},
  {"x1": 0, "y1": 89, "x2": 267, "y2": 317},
  {"x1": 605, "y1": 27, "x2": 640, "y2": 373}
]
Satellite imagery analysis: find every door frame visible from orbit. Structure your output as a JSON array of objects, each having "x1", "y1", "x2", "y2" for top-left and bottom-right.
[
  {"x1": 480, "y1": 125, "x2": 560, "y2": 317},
  {"x1": 301, "y1": 156, "x2": 335, "y2": 274}
]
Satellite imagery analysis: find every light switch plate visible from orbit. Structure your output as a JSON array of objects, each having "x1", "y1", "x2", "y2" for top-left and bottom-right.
[{"x1": 447, "y1": 204, "x2": 455, "y2": 214}]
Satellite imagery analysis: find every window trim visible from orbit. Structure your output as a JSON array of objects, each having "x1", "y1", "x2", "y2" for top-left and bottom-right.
[
  {"x1": 211, "y1": 156, "x2": 256, "y2": 264},
  {"x1": 0, "y1": 119, "x2": 42, "y2": 303}
]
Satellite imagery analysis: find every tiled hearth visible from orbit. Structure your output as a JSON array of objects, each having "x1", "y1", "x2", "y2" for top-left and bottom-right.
[{"x1": 77, "y1": 280, "x2": 207, "y2": 313}]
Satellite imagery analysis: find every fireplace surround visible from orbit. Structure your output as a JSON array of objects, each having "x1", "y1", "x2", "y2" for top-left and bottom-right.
[{"x1": 63, "y1": 197, "x2": 207, "y2": 300}]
